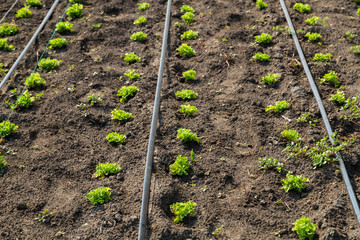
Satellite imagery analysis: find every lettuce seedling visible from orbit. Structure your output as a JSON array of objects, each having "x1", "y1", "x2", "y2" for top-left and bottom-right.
[
  {"x1": 297, "y1": 112, "x2": 317, "y2": 126},
  {"x1": 138, "y1": 3, "x2": 149, "y2": 10},
  {"x1": 350, "y1": 45, "x2": 360, "y2": 54},
  {"x1": 93, "y1": 162, "x2": 121, "y2": 179},
  {"x1": 0, "y1": 120, "x2": 18, "y2": 138},
  {"x1": 0, "y1": 63, "x2": 7, "y2": 76},
  {"x1": 170, "y1": 155, "x2": 190, "y2": 175},
  {"x1": 258, "y1": 157, "x2": 285, "y2": 172},
  {"x1": 261, "y1": 73, "x2": 281, "y2": 85},
  {"x1": 49, "y1": 38, "x2": 67, "y2": 49},
  {"x1": 130, "y1": 31, "x2": 148, "y2": 42},
  {"x1": 319, "y1": 71, "x2": 340, "y2": 87},
  {"x1": 86, "y1": 187, "x2": 111, "y2": 205},
  {"x1": 170, "y1": 201, "x2": 197, "y2": 223},
  {"x1": 281, "y1": 129, "x2": 302, "y2": 142},
  {"x1": 181, "y1": 5, "x2": 194, "y2": 13},
  {"x1": 16, "y1": 5, "x2": 32, "y2": 18},
  {"x1": 181, "y1": 12, "x2": 194, "y2": 25},
  {"x1": 282, "y1": 173, "x2": 308, "y2": 192},
  {"x1": 330, "y1": 90, "x2": 345, "y2": 105},
  {"x1": 176, "y1": 44, "x2": 196, "y2": 57},
  {"x1": 56, "y1": 21, "x2": 73, "y2": 34},
  {"x1": 293, "y1": 3, "x2": 311, "y2": 13},
  {"x1": 38, "y1": 58, "x2": 62, "y2": 72},
  {"x1": 125, "y1": 69, "x2": 140, "y2": 80},
  {"x1": 106, "y1": 132, "x2": 126, "y2": 145},
  {"x1": 134, "y1": 16, "x2": 147, "y2": 25},
  {"x1": 265, "y1": 100, "x2": 290, "y2": 113},
  {"x1": 313, "y1": 53, "x2": 332, "y2": 62},
  {"x1": 66, "y1": 3, "x2": 83, "y2": 20},
  {"x1": 0, "y1": 156, "x2": 7, "y2": 173},
  {"x1": 175, "y1": 89, "x2": 198, "y2": 100},
  {"x1": 346, "y1": 31, "x2": 357, "y2": 41},
  {"x1": 25, "y1": 73, "x2": 46, "y2": 88},
  {"x1": 117, "y1": 86, "x2": 139, "y2": 103},
  {"x1": 124, "y1": 52, "x2": 141, "y2": 64},
  {"x1": 304, "y1": 32, "x2": 322, "y2": 42},
  {"x1": 16, "y1": 90, "x2": 43, "y2": 108},
  {"x1": 253, "y1": 52, "x2": 270, "y2": 62},
  {"x1": 177, "y1": 128, "x2": 199, "y2": 143},
  {"x1": 305, "y1": 16, "x2": 328, "y2": 26},
  {"x1": 256, "y1": 0, "x2": 268, "y2": 9},
  {"x1": 88, "y1": 94, "x2": 103, "y2": 105},
  {"x1": 255, "y1": 33, "x2": 272, "y2": 44},
  {"x1": 34, "y1": 209, "x2": 55, "y2": 223},
  {"x1": 0, "y1": 23, "x2": 18, "y2": 37},
  {"x1": 180, "y1": 30, "x2": 198, "y2": 40},
  {"x1": 26, "y1": 0, "x2": 41, "y2": 6},
  {"x1": 182, "y1": 70, "x2": 196, "y2": 80},
  {"x1": 0, "y1": 38, "x2": 14, "y2": 51},
  {"x1": 292, "y1": 217, "x2": 317, "y2": 240},
  {"x1": 179, "y1": 104, "x2": 198, "y2": 117},
  {"x1": 111, "y1": 109, "x2": 134, "y2": 122}
]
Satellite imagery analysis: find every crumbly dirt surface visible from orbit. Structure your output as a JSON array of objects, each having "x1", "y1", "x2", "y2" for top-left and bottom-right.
[{"x1": 0, "y1": 0, "x2": 360, "y2": 239}]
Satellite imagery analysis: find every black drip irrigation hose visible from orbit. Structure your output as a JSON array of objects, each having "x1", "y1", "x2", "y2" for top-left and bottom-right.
[
  {"x1": 0, "y1": 0, "x2": 19, "y2": 24},
  {"x1": 0, "y1": 0, "x2": 61, "y2": 91},
  {"x1": 279, "y1": 0, "x2": 360, "y2": 225},
  {"x1": 138, "y1": 0, "x2": 172, "y2": 239}
]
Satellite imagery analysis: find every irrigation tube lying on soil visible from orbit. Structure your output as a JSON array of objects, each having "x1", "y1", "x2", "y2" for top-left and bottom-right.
[
  {"x1": 0, "y1": 0, "x2": 61, "y2": 90},
  {"x1": 0, "y1": 0, "x2": 19, "y2": 24},
  {"x1": 138, "y1": 0, "x2": 172, "y2": 239},
  {"x1": 279, "y1": 0, "x2": 360, "y2": 226}
]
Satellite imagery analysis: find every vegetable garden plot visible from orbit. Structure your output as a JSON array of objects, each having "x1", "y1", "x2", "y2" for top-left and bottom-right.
[
  {"x1": 147, "y1": 0, "x2": 360, "y2": 239},
  {"x1": 0, "y1": 0, "x2": 360, "y2": 239},
  {"x1": 0, "y1": 0, "x2": 167, "y2": 238}
]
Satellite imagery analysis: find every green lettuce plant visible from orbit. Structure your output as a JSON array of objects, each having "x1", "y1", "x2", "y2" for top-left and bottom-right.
[
  {"x1": 130, "y1": 31, "x2": 148, "y2": 42},
  {"x1": 26, "y1": 0, "x2": 42, "y2": 6},
  {"x1": 124, "y1": 52, "x2": 141, "y2": 64},
  {"x1": 293, "y1": 3, "x2": 311, "y2": 13},
  {"x1": 0, "y1": 23, "x2": 18, "y2": 37},
  {"x1": 106, "y1": 132, "x2": 126, "y2": 145},
  {"x1": 111, "y1": 109, "x2": 134, "y2": 122},
  {"x1": 182, "y1": 70, "x2": 196, "y2": 80},
  {"x1": 176, "y1": 44, "x2": 196, "y2": 57},
  {"x1": 181, "y1": 5, "x2": 194, "y2": 13},
  {"x1": 256, "y1": 0, "x2": 268, "y2": 9},
  {"x1": 180, "y1": 30, "x2": 198, "y2": 40},
  {"x1": 179, "y1": 104, "x2": 198, "y2": 117},
  {"x1": 0, "y1": 38, "x2": 14, "y2": 51},
  {"x1": 261, "y1": 73, "x2": 281, "y2": 85},
  {"x1": 319, "y1": 71, "x2": 340, "y2": 87},
  {"x1": 25, "y1": 73, "x2": 46, "y2": 88},
  {"x1": 255, "y1": 33, "x2": 272, "y2": 44},
  {"x1": 138, "y1": 3, "x2": 149, "y2": 10},
  {"x1": 282, "y1": 173, "x2": 309, "y2": 192},
  {"x1": 313, "y1": 53, "x2": 332, "y2": 62},
  {"x1": 125, "y1": 70, "x2": 140, "y2": 80},
  {"x1": 175, "y1": 89, "x2": 198, "y2": 100},
  {"x1": 281, "y1": 129, "x2": 302, "y2": 142},
  {"x1": 16, "y1": 5, "x2": 32, "y2": 18},
  {"x1": 86, "y1": 187, "x2": 111, "y2": 205},
  {"x1": 56, "y1": 21, "x2": 73, "y2": 33},
  {"x1": 177, "y1": 128, "x2": 199, "y2": 143},
  {"x1": 265, "y1": 100, "x2": 290, "y2": 113},
  {"x1": 66, "y1": 3, "x2": 83, "y2": 20},
  {"x1": 253, "y1": 52, "x2": 270, "y2": 62},
  {"x1": 292, "y1": 217, "x2": 317, "y2": 240},
  {"x1": 93, "y1": 162, "x2": 121, "y2": 179},
  {"x1": 38, "y1": 58, "x2": 62, "y2": 72},
  {"x1": 0, "y1": 121, "x2": 18, "y2": 138},
  {"x1": 181, "y1": 12, "x2": 194, "y2": 25},
  {"x1": 134, "y1": 16, "x2": 147, "y2": 25},
  {"x1": 170, "y1": 201, "x2": 197, "y2": 223},
  {"x1": 330, "y1": 90, "x2": 345, "y2": 105},
  {"x1": 117, "y1": 86, "x2": 139, "y2": 103},
  {"x1": 49, "y1": 38, "x2": 67, "y2": 49}
]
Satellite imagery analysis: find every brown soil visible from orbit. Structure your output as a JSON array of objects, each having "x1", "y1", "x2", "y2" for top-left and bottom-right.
[{"x1": 0, "y1": 0, "x2": 359, "y2": 239}]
